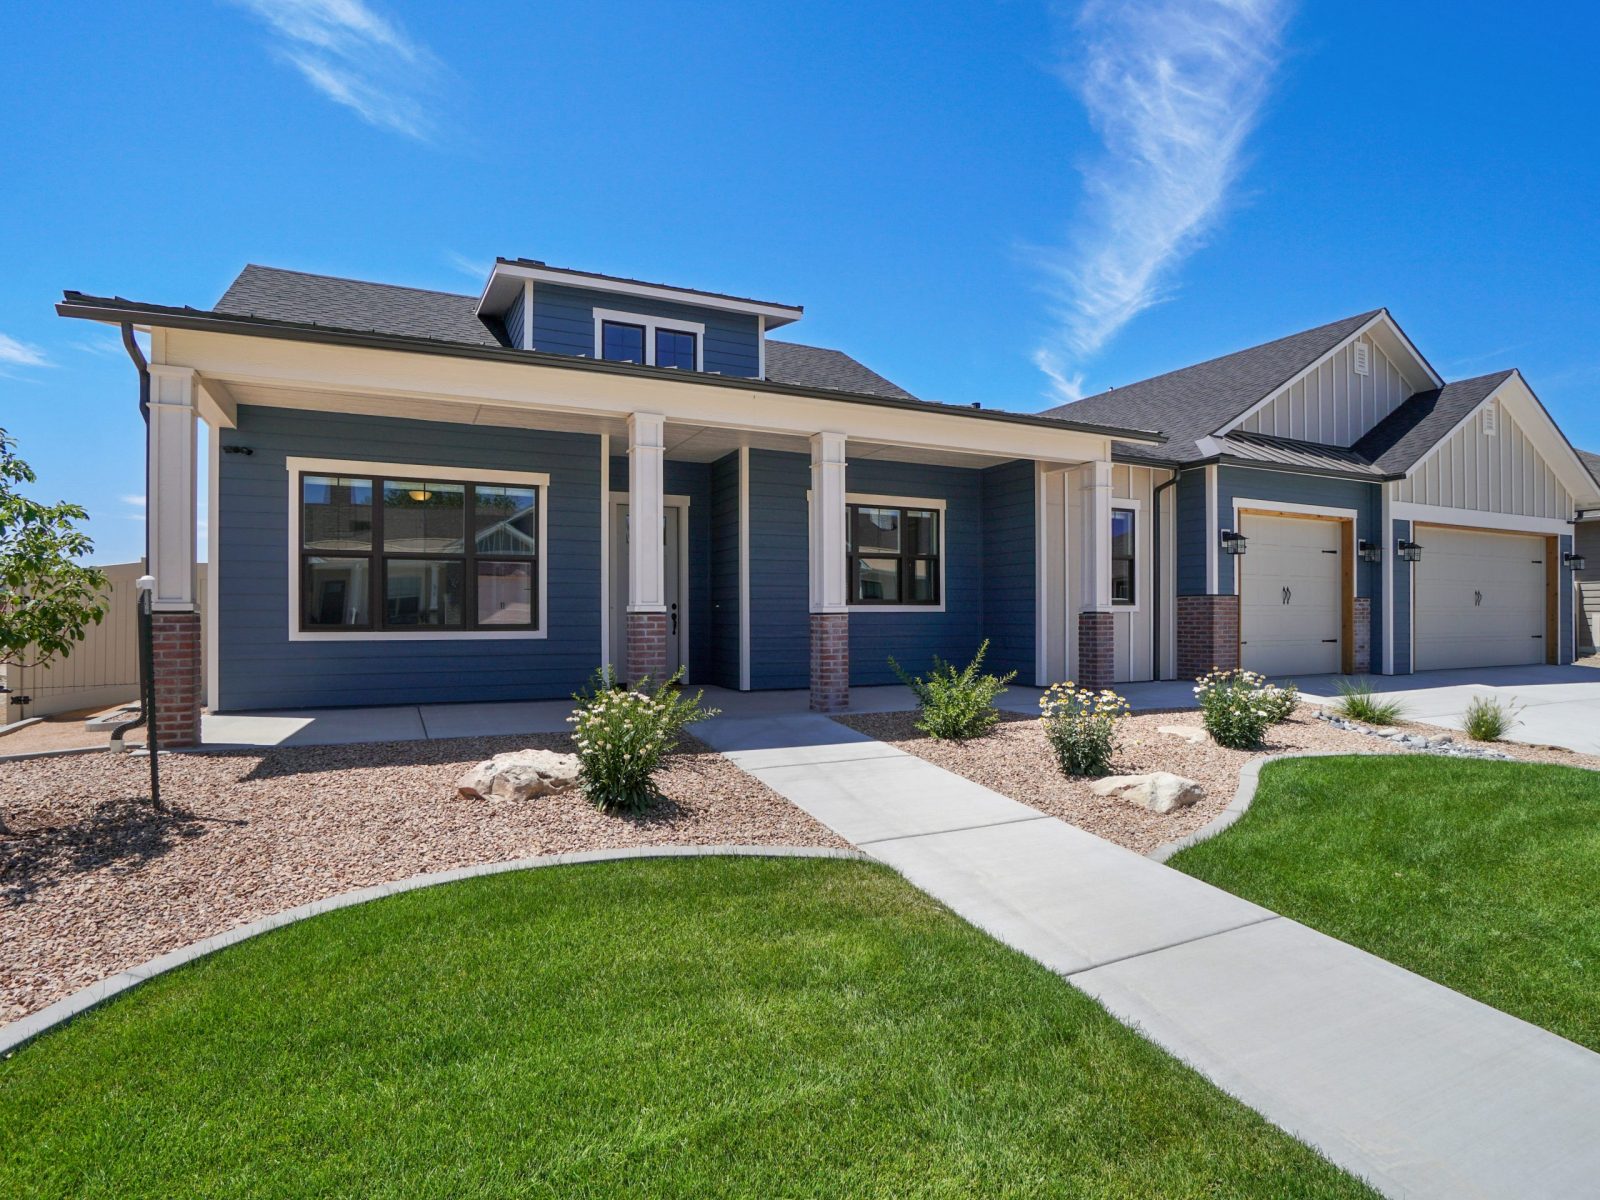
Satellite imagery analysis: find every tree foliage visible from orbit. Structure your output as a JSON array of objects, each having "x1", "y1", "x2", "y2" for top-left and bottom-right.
[{"x1": 0, "y1": 428, "x2": 108, "y2": 670}]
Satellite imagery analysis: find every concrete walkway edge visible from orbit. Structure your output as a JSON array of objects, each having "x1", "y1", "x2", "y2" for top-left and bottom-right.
[{"x1": 0, "y1": 845, "x2": 866, "y2": 1057}]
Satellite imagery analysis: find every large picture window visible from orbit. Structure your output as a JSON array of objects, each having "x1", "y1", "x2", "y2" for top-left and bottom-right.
[
  {"x1": 1111, "y1": 507, "x2": 1136, "y2": 605},
  {"x1": 299, "y1": 472, "x2": 540, "y2": 633},
  {"x1": 848, "y1": 502, "x2": 940, "y2": 606}
]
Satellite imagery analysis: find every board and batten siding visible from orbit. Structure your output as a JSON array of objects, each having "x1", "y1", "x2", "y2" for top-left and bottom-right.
[
  {"x1": 529, "y1": 283, "x2": 761, "y2": 379},
  {"x1": 1108, "y1": 464, "x2": 1167, "y2": 683},
  {"x1": 1392, "y1": 401, "x2": 1572, "y2": 519},
  {"x1": 217, "y1": 405, "x2": 602, "y2": 711},
  {"x1": 1235, "y1": 335, "x2": 1410, "y2": 447}
]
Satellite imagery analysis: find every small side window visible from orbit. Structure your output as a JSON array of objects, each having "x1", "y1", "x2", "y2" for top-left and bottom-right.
[{"x1": 1111, "y1": 508, "x2": 1136, "y2": 605}]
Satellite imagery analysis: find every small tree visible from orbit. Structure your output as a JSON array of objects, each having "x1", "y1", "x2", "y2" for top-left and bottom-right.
[{"x1": 1, "y1": 427, "x2": 107, "y2": 679}]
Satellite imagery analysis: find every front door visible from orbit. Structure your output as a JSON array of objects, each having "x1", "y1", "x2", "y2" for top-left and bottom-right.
[{"x1": 610, "y1": 500, "x2": 684, "y2": 679}]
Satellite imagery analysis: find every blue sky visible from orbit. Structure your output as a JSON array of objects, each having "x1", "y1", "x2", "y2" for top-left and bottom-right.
[{"x1": 4, "y1": 1, "x2": 1597, "y2": 563}]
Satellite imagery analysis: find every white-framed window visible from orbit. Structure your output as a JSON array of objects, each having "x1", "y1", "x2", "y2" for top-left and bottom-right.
[
  {"x1": 1111, "y1": 507, "x2": 1137, "y2": 606},
  {"x1": 845, "y1": 493, "x2": 946, "y2": 611},
  {"x1": 286, "y1": 458, "x2": 549, "y2": 642},
  {"x1": 593, "y1": 307, "x2": 706, "y2": 371}
]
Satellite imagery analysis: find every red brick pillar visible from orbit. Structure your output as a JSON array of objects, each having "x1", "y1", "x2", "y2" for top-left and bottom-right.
[
  {"x1": 1352, "y1": 597, "x2": 1372, "y2": 674},
  {"x1": 625, "y1": 611, "x2": 668, "y2": 684},
  {"x1": 1077, "y1": 611, "x2": 1115, "y2": 689},
  {"x1": 810, "y1": 612, "x2": 849, "y2": 712},
  {"x1": 1176, "y1": 595, "x2": 1240, "y2": 679},
  {"x1": 151, "y1": 610, "x2": 202, "y2": 748}
]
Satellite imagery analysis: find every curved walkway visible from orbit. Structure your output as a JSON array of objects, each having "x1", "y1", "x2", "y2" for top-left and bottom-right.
[
  {"x1": 698, "y1": 713, "x2": 1600, "y2": 1200},
  {"x1": 0, "y1": 845, "x2": 863, "y2": 1056}
]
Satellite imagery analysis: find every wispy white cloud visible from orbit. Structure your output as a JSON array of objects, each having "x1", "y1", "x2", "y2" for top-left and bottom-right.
[
  {"x1": 0, "y1": 332, "x2": 50, "y2": 369},
  {"x1": 444, "y1": 251, "x2": 490, "y2": 281},
  {"x1": 120, "y1": 494, "x2": 146, "y2": 510},
  {"x1": 229, "y1": 0, "x2": 445, "y2": 140},
  {"x1": 1033, "y1": 0, "x2": 1292, "y2": 402}
]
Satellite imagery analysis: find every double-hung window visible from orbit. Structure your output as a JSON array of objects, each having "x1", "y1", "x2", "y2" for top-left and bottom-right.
[
  {"x1": 299, "y1": 471, "x2": 540, "y2": 633},
  {"x1": 1111, "y1": 507, "x2": 1136, "y2": 605},
  {"x1": 847, "y1": 502, "x2": 940, "y2": 606}
]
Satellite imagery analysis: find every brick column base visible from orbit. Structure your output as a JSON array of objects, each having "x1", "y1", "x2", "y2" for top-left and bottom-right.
[
  {"x1": 1176, "y1": 595, "x2": 1240, "y2": 679},
  {"x1": 809, "y1": 612, "x2": 849, "y2": 713},
  {"x1": 625, "y1": 611, "x2": 668, "y2": 684},
  {"x1": 151, "y1": 610, "x2": 202, "y2": 749},
  {"x1": 1077, "y1": 611, "x2": 1115, "y2": 689},
  {"x1": 1352, "y1": 596, "x2": 1372, "y2": 674}
]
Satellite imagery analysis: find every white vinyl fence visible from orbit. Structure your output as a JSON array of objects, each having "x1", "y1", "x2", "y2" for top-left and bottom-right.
[{"x1": 2, "y1": 562, "x2": 207, "y2": 721}]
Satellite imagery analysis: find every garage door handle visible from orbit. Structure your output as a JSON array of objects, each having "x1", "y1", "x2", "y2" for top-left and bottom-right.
[
  {"x1": 1282, "y1": 586, "x2": 1291, "y2": 605},
  {"x1": 1321, "y1": 638, "x2": 1338, "y2": 643},
  {"x1": 1474, "y1": 590, "x2": 1483, "y2": 606}
]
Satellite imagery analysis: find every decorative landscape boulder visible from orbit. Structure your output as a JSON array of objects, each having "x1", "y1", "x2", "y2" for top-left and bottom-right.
[
  {"x1": 456, "y1": 749, "x2": 580, "y2": 802},
  {"x1": 1157, "y1": 724, "x2": 1209, "y2": 745},
  {"x1": 1088, "y1": 772, "x2": 1204, "y2": 815}
]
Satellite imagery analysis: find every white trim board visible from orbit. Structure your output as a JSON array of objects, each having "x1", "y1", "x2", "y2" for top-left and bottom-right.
[
  {"x1": 598, "y1": 434, "x2": 611, "y2": 672},
  {"x1": 1110, "y1": 496, "x2": 1145, "y2": 615},
  {"x1": 1389, "y1": 501, "x2": 1572, "y2": 537},
  {"x1": 284, "y1": 456, "x2": 550, "y2": 643}
]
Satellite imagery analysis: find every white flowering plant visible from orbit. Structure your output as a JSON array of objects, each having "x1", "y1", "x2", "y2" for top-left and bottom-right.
[
  {"x1": 1193, "y1": 669, "x2": 1297, "y2": 749},
  {"x1": 1038, "y1": 681, "x2": 1130, "y2": 777},
  {"x1": 567, "y1": 667, "x2": 719, "y2": 812}
]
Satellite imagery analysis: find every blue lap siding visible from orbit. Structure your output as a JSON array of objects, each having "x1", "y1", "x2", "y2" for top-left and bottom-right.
[
  {"x1": 709, "y1": 453, "x2": 742, "y2": 688},
  {"x1": 979, "y1": 459, "x2": 1037, "y2": 680},
  {"x1": 529, "y1": 283, "x2": 761, "y2": 378},
  {"x1": 216, "y1": 406, "x2": 602, "y2": 711},
  {"x1": 1391, "y1": 518, "x2": 1412, "y2": 674}
]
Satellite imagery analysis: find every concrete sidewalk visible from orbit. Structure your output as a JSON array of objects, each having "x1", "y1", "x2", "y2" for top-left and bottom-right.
[{"x1": 697, "y1": 713, "x2": 1600, "y2": 1200}]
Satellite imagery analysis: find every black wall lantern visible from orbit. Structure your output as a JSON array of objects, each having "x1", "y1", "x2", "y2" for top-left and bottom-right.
[
  {"x1": 1396, "y1": 539, "x2": 1423, "y2": 563},
  {"x1": 1564, "y1": 551, "x2": 1587, "y2": 571},
  {"x1": 1220, "y1": 529, "x2": 1248, "y2": 556},
  {"x1": 1357, "y1": 539, "x2": 1382, "y2": 563}
]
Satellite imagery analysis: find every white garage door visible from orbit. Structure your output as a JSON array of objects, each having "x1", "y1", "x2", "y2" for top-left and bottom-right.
[
  {"x1": 1413, "y1": 526, "x2": 1546, "y2": 670},
  {"x1": 1239, "y1": 514, "x2": 1343, "y2": 678}
]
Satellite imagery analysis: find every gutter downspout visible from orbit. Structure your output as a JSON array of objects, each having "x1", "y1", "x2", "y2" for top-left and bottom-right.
[
  {"x1": 111, "y1": 323, "x2": 150, "y2": 754},
  {"x1": 1151, "y1": 471, "x2": 1179, "y2": 681}
]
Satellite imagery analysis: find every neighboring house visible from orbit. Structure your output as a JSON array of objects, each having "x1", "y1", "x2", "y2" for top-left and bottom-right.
[
  {"x1": 56, "y1": 264, "x2": 1599, "y2": 747},
  {"x1": 1046, "y1": 310, "x2": 1600, "y2": 682},
  {"x1": 57, "y1": 261, "x2": 1161, "y2": 745},
  {"x1": 1573, "y1": 450, "x2": 1600, "y2": 655}
]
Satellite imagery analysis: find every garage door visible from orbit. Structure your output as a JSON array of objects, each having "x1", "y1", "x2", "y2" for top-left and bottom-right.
[
  {"x1": 1413, "y1": 526, "x2": 1546, "y2": 670},
  {"x1": 1239, "y1": 514, "x2": 1343, "y2": 678}
]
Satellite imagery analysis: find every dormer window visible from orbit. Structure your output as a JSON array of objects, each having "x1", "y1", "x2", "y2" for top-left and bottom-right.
[{"x1": 594, "y1": 307, "x2": 704, "y2": 371}]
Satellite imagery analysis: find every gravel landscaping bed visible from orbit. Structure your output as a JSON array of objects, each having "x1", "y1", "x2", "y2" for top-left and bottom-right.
[
  {"x1": 0, "y1": 734, "x2": 842, "y2": 1024},
  {"x1": 838, "y1": 705, "x2": 1600, "y2": 855}
]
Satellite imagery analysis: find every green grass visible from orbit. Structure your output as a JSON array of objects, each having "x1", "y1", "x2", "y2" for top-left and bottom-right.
[
  {"x1": 0, "y1": 857, "x2": 1371, "y2": 1199},
  {"x1": 1171, "y1": 756, "x2": 1600, "y2": 1051},
  {"x1": 1331, "y1": 678, "x2": 1406, "y2": 725}
]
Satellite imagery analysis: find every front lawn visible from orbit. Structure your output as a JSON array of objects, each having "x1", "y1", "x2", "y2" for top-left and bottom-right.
[
  {"x1": 1170, "y1": 755, "x2": 1600, "y2": 1051},
  {"x1": 0, "y1": 856, "x2": 1371, "y2": 1198}
]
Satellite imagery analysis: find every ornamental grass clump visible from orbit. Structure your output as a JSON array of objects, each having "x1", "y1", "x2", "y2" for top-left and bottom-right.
[
  {"x1": 1038, "y1": 682, "x2": 1130, "y2": 777},
  {"x1": 890, "y1": 639, "x2": 1017, "y2": 741},
  {"x1": 567, "y1": 667, "x2": 719, "y2": 812},
  {"x1": 1194, "y1": 669, "x2": 1295, "y2": 750},
  {"x1": 1463, "y1": 695, "x2": 1517, "y2": 743},
  {"x1": 1333, "y1": 678, "x2": 1405, "y2": 725}
]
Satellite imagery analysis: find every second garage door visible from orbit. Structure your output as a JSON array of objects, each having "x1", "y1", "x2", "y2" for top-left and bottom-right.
[
  {"x1": 1413, "y1": 526, "x2": 1547, "y2": 670},
  {"x1": 1239, "y1": 513, "x2": 1343, "y2": 678}
]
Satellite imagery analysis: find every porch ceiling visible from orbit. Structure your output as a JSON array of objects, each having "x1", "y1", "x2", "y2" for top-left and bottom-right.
[{"x1": 220, "y1": 379, "x2": 1064, "y2": 469}]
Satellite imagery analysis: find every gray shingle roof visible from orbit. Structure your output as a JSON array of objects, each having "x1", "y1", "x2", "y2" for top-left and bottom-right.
[
  {"x1": 212, "y1": 265, "x2": 916, "y2": 400},
  {"x1": 1042, "y1": 309, "x2": 1384, "y2": 462},
  {"x1": 1577, "y1": 448, "x2": 1600, "y2": 490},
  {"x1": 1351, "y1": 371, "x2": 1514, "y2": 474}
]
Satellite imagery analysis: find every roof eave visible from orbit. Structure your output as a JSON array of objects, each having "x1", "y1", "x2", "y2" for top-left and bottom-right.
[{"x1": 56, "y1": 294, "x2": 1164, "y2": 445}]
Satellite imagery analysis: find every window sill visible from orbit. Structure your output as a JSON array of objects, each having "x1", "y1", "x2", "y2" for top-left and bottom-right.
[
  {"x1": 847, "y1": 604, "x2": 947, "y2": 615},
  {"x1": 289, "y1": 629, "x2": 547, "y2": 642}
]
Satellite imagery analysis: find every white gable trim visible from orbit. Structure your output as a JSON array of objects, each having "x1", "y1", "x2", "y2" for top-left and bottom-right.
[{"x1": 1216, "y1": 310, "x2": 1443, "y2": 439}]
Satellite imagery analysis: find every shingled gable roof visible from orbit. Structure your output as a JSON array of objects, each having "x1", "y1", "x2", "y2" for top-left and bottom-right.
[
  {"x1": 1351, "y1": 370, "x2": 1516, "y2": 474},
  {"x1": 211, "y1": 265, "x2": 915, "y2": 400},
  {"x1": 1040, "y1": 309, "x2": 1385, "y2": 463}
]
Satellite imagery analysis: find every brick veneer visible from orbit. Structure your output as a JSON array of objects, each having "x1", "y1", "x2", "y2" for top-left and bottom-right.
[
  {"x1": 625, "y1": 611, "x2": 668, "y2": 684},
  {"x1": 809, "y1": 612, "x2": 849, "y2": 713},
  {"x1": 1176, "y1": 595, "x2": 1240, "y2": 679},
  {"x1": 150, "y1": 610, "x2": 202, "y2": 749},
  {"x1": 1352, "y1": 596, "x2": 1372, "y2": 674},
  {"x1": 1076, "y1": 611, "x2": 1116, "y2": 689}
]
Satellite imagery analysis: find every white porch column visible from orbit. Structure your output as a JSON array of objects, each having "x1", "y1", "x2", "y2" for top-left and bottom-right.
[
  {"x1": 808, "y1": 432, "x2": 849, "y2": 711},
  {"x1": 146, "y1": 365, "x2": 199, "y2": 612},
  {"x1": 625, "y1": 412, "x2": 668, "y2": 681},
  {"x1": 1076, "y1": 460, "x2": 1115, "y2": 687}
]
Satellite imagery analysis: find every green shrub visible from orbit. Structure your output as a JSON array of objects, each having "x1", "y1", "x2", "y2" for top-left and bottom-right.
[
  {"x1": 1193, "y1": 669, "x2": 1295, "y2": 750},
  {"x1": 1463, "y1": 695, "x2": 1517, "y2": 742},
  {"x1": 1333, "y1": 678, "x2": 1405, "y2": 725},
  {"x1": 568, "y1": 667, "x2": 719, "y2": 812},
  {"x1": 890, "y1": 640, "x2": 1017, "y2": 740},
  {"x1": 1039, "y1": 682, "x2": 1130, "y2": 777}
]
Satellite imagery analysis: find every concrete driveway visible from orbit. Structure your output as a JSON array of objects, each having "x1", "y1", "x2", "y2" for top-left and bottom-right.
[{"x1": 1292, "y1": 664, "x2": 1600, "y2": 754}]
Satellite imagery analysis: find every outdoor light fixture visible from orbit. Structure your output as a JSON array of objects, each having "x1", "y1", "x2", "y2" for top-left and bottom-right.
[
  {"x1": 1396, "y1": 539, "x2": 1423, "y2": 563},
  {"x1": 1358, "y1": 539, "x2": 1383, "y2": 563},
  {"x1": 1564, "y1": 552, "x2": 1587, "y2": 571},
  {"x1": 1220, "y1": 529, "x2": 1248, "y2": 556}
]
